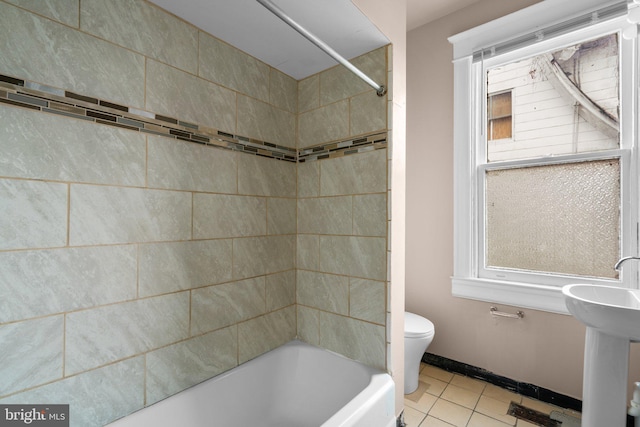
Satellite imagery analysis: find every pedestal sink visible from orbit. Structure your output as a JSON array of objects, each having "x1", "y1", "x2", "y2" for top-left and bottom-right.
[{"x1": 562, "y1": 284, "x2": 640, "y2": 427}]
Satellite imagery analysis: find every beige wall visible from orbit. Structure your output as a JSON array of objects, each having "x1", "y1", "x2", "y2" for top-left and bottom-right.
[{"x1": 404, "y1": 0, "x2": 601, "y2": 400}]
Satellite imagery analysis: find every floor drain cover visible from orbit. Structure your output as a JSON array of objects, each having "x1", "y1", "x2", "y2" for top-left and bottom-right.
[{"x1": 507, "y1": 402, "x2": 561, "y2": 427}]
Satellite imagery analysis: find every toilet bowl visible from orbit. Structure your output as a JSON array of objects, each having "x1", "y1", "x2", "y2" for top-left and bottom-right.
[{"x1": 404, "y1": 311, "x2": 435, "y2": 394}]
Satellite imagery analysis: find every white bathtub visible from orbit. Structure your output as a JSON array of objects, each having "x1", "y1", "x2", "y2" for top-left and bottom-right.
[{"x1": 107, "y1": 340, "x2": 396, "y2": 427}]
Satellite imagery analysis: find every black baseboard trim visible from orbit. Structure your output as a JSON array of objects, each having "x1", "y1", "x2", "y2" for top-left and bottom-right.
[{"x1": 421, "y1": 352, "x2": 582, "y2": 412}]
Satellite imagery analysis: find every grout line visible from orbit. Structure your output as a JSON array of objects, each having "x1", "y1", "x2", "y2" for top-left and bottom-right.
[
  {"x1": 62, "y1": 314, "x2": 67, "y2": 378},
  {"x1": 66, "y1": 183, "x2": 71, "y2": 247}
]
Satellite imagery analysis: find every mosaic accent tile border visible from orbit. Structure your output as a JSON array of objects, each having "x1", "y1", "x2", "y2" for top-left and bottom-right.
[
  {"x1": 297, "y1": 132, "x2": 388, "y2": 162},
  {"x1": 0, "y1": 74, "x2": 386, "y2": 162}
]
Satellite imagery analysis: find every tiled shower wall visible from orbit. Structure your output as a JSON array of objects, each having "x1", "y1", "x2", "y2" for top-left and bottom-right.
[
  {"x1": 296, "y1": 150, "x2": 388, "y2": 370},
  {"x1": 0, "y1": 0, "x2": 389, "y2": 426},
  {"x1": 296, "y1": 52, "x2": 389, "y2": 370}
]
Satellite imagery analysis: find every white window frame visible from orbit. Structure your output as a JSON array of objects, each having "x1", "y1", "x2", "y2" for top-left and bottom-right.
[{"x1": 449, "y1": 0, "x2": 639, "y2": 314}]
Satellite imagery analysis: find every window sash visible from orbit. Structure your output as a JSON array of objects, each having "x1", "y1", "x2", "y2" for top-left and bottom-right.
[{"x1": 477, "y1": 151, "x2": 627, "y2": 287}]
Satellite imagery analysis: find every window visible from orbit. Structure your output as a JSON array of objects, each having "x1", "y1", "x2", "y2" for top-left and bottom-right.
[
  {"x1": 487, "y1": 91, "x2": 512, "y2": 141},
  {"x1": 449, "y1": 1, "x2": 638, "y2": 313}
]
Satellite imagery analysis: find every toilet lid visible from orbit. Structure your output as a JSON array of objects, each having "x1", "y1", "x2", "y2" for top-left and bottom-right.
[{"x1": 404, "y1": 312, "x2": 434, "y2": 338}]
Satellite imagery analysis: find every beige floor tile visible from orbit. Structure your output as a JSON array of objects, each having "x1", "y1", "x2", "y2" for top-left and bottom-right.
[
  {"x1": 475, "y1": 395, "x2": 517, "y2": 425},
  {"x1": 467, "y1": 412, "x2": 513, "y2": 427},
  {"x1": 413, "y1": 365, "x2": 581, "y2": 427},
  {"x1": 405, "y1": 391, "x2": 439, "y2": 413},
  {"x1": 520, "y1": 397, "x2": 559, "y2": 415},
  {"x1": 420, "y1": 416, "x2": 456, "y2": 427},
  {"x1": 441, "y1": 383, "x2": 482, "y2": 409},
  {"x1": 406, "y1": 381, "x2": 430, "y2": 402},
  {"x1": 419, "y1": 375, "x2": 449, "y2": 397},
  {"x1": 481, "y1": 384, "x2": 522, "y2": 404},
  {"x1": 404, "y1": 406, "x2": 427, "y2": 427},
  {"x1": 422, "y1": 365, "x2": 454, "y2": 383},
  {"x1": 429, "y1": 399, "x2": 473, "y2": 427},
  {"x1": 450, "y1": 374, "x2": 487, "y2": 394}
]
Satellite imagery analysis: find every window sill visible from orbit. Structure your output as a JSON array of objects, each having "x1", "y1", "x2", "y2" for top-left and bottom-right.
[{"x1": 451, "y1": 277, "x2": 571, "y2": 314}]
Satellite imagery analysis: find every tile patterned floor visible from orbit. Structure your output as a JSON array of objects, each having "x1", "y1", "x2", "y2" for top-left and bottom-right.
[{"x1": 403, "y1": 363, "x2": 582, "y2": 427}]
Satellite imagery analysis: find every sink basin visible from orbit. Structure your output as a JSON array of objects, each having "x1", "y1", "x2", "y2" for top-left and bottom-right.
[{"x1": 563, "y1": 284, "x2": 640, "y2": 341}]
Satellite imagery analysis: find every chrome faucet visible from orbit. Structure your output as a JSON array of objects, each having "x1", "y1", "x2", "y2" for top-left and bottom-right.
[{"x1": 614, "y1": 256, "x2": 640, "y2": 271}]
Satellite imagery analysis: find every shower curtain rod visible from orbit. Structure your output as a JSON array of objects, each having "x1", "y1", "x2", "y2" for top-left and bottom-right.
[{"x1": 257, "y1": 0, "x2": 387, "y2": 97}]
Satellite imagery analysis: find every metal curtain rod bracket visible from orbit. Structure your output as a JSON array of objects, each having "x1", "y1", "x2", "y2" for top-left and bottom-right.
[{"x1": 257, "y1": 0, "x2": 387, "y2": 97}]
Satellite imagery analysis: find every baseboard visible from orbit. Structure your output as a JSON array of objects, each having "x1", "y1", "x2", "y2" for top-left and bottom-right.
[{"x1": 421, "y1": 352, "x2": 581, "y2": 412}]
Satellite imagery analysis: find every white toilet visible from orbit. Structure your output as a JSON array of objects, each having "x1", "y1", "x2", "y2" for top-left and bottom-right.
[{"x1": 404, "y1": 311, "x2": 435, "y2": 394}]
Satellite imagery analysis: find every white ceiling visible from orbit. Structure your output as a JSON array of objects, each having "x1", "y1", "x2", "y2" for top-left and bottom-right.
[
  {"x1": 149, "y1": 0, "x2": 475, "y2": 80},
  {"x1": 407, "y1": 0, "x2": 481, "y2": 31}
]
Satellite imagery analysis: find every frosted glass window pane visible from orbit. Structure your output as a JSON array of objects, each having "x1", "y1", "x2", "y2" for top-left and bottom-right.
[
  {"x1": 485, "y1": 160, "x2": 620, "y2": 278},
  {"x1": 486, "y1": 33, "x2": 620, "y2": 162}
]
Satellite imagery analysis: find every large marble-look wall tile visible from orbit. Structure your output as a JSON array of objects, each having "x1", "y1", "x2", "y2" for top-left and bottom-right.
[
  {"x1": 0, "y1": 246, "x2": 136, "y2": 323},
  {"x1": 191, "y1": 278, "x2": 266, "y2": 335},
  {"x1": 267, "y1": 236, "x2": 298, "y2": 277},
  {"x1": 237, "y1": 154, "x2": 296, "y2": 197},
  {"x1": 199, "y1": 32, "x2": 269, "y2": 102},
  {"x1": 351, "y1": 91, "x2": 387, "y2": 135},
  {"x1": 298, "y1": 101, "x2": 349, "y2": 149},
  {"x1": 81, "y1": 0, "x2": 198, "y2": 74},
  {"x1": 270, "y1": 69, "x2": 297, "y2": 113},
  {"x1": 353, "y1": 194, "x2": 387, "y2": 237},
  {"x1": 297, "y1": 305, "x2": 320, "y2": 346},
  {"x1": 5, "y1": 0, "x2": 79, "y2": 27},
  {"x1": 350, "y1": 278, "x2": 386, "y2": 325},
  {"x1": 69, "y1": 185, "x2": 191, "y2": 245},
  {"x1": 0, "y1": 357, "x2": 145, "y2": 427},
  {"x1": 297, "y1": 270, "x2": 349, "y2": 315},
  {"x1": 266, "y1": 270, "x2": 295, "y2": 311},
  {"x1": 319, "y1": 48, "x2": 387, "y2": 106},
  {"x1": 139, "y1": 239, "x2": 233, "y2": 297},
  {"x1": 319, "y1": 312, "x2": 386, "y2": 370},
  {"x1": 298, "y1": 196, "x2": 352, "y2": 235},
  {"x1": 146, "y1": 327, "x2": 237, "y2": 405},
  {"x1": 146, "y1": 59, "x2": 236, "y2": 133},
  {"x1": 233, "y1": 235, "x2": 295, "y2": 279},
  {"x1": 237, "y1": 95, "x2": 296, "y2": 148},
  {"x1": 267, "y1": 198, "x2": 296, "y2": 235},
  {"x1": 298, "y1": 75, "x2": 320, "y2": 113},
  {"x1": 297, "y1": 235, "x2": 319, "y2": 271},
  {"x1": 147, "y1": 135, "x2": 237, "y2": 193},
  {"x1": 238, "y1": 306, "x2": 296, "y2": 364},
  {"x1": 319, "y1": 236, "x2": 386, "y2": 281},
  {"x1": 0, "y1": 105, "x2": 146, "y2": 186},
  {"x1": 0, "y1": 2, "x2": 145, "y2": 108},
  {"x1": 0, "y1": 316, "x2": 63, "y2": 397},
  {"x1": 65, "y1": 293, "x2": 189, "y2": 375},
  {"x1": 193, "y1": 194, "x2": 266, "y2": 239},
  {"x1": 0, "y1": 179, "x2": 67, "y2": 250},
  {"x1": 320, "y1": 149, "x2": 387, "y2": 196},
  {"x1": 297, "y1": 161, "x2": 320, "y2": 198}
]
